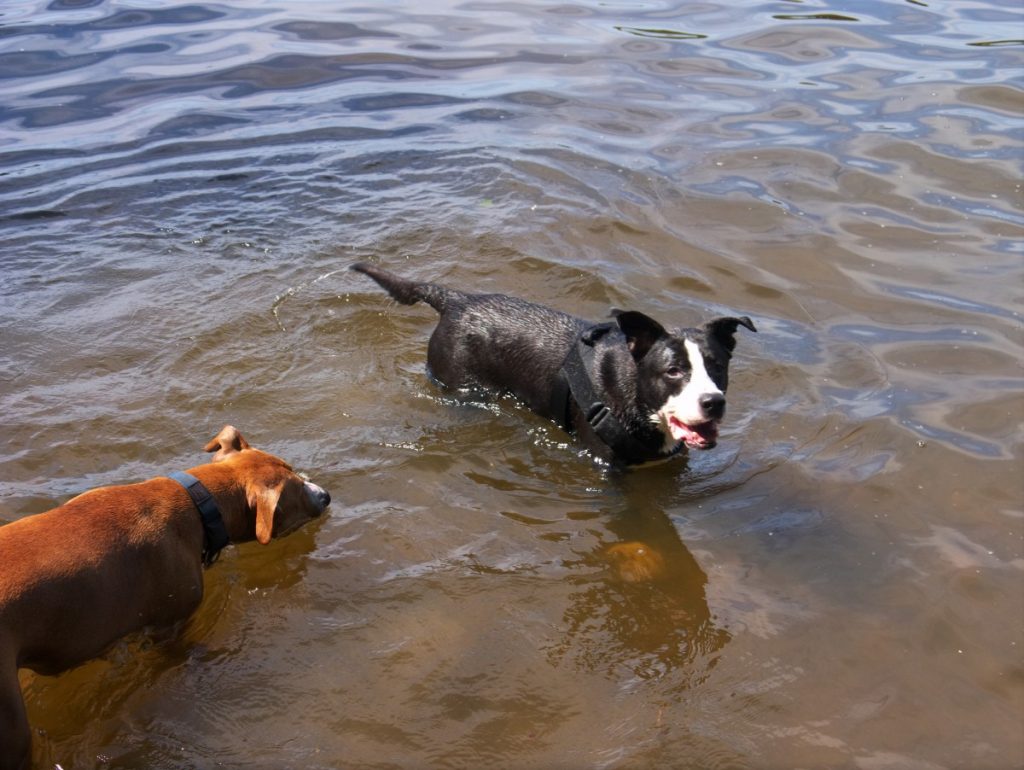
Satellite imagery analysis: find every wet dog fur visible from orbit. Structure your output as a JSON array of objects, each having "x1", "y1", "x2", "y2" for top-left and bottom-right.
[
  {"x1": 352, "y1": 262, "x2": 756, "y2": 465},
  {"x1": 0, "y1": 426, "x2": 331, "y2": 770}
]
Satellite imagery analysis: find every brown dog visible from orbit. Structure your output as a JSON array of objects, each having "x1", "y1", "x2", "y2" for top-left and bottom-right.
[{"x1": 0, "y1": 426, "x2": 330, "y2": 769}]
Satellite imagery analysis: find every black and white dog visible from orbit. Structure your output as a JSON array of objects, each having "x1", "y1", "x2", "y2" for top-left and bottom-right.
[{"x1": 352, "y1": 262, "x2": 756, "y2": 465}]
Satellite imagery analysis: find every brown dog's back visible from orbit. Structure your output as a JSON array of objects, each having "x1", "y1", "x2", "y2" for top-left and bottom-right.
[{"x1": 0, "y1": 479, "x2": 205, "y2": 674}]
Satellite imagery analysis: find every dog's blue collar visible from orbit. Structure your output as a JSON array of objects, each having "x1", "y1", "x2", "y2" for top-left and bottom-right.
[
  {"x1": 554, "y1": 324, "x2": 674, "y2": 465},
  {"x1": 168, "y1": 471, "x2": 230, "y2": 567}
]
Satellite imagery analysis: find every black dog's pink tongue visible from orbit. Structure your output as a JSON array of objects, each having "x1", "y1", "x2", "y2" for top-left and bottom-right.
[
  {"x1": 669, "y1": 417, "x2": 718, "y2": 448},
  {"x1": 691, "y1": 421, "x2": 718, "y2": 446}
]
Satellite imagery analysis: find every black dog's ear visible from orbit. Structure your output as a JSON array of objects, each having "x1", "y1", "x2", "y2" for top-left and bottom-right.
[
  {"x1": 703, "y1": 316, "x2": 757, "y2": 353},
  {"x1": 611, "y1": 309, "x2": 669, "y2": 361}
]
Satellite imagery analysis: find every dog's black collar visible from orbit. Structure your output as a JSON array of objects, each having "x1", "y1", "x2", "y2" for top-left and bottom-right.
[
  {"x1": 553, "y1": 324, "x2": 672, "y2": 465},
  {"x1": 168, "y1": 471, "x2": 230, "y2": 567}
]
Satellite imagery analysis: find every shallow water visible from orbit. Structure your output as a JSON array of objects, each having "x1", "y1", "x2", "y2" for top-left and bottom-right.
[{"x1": 1, "y1": 1, "x2": 1022, "y2": 768}]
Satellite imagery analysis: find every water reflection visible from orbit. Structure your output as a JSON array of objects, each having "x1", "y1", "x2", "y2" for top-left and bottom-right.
[
  {"x1": 614, "y1": 26, "x2": 708, "y2": 41},
  {"x1": 547, "y1": 465, "x2": 731, "y2": 682}
]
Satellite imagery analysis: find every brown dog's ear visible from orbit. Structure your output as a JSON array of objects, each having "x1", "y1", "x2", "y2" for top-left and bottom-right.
[
  {"x1": 251, "y1": 481, "x2": 284, "y2": 544},
  {"x1": 611, "y1": 309, "x2": 668, "y2": 361},
  {"x1": 204, "y1": 425, "x2": 252, "y2": 462}
]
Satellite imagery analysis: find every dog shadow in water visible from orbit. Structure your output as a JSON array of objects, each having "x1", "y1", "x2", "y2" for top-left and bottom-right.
[{"x1": 546, "y1": 463, "x2": 731, "y2": 682}]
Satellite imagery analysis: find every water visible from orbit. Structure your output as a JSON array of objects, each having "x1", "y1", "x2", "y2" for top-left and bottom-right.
[{"x1": 1, "y1": 1, "x2": 1022, "y2": 767}]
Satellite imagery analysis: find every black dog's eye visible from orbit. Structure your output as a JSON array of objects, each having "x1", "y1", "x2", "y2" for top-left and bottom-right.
[{"x1": 665, "y1": 366, "x2": 685, "y2": 379}]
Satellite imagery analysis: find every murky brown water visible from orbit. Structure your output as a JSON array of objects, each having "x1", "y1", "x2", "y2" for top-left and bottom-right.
[{"x1": 2, "y1": 1, "x2": 1022, "y2": 768}]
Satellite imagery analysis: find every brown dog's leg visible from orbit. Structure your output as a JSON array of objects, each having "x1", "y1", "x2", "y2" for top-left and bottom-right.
[{"x1": 0, "y1": 664, "x2": 30, "y2": 770}]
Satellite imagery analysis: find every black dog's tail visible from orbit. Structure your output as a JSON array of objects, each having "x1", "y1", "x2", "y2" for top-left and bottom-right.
[{"x1": 350, "y1": 262, "x2": 454, "y2": 313}]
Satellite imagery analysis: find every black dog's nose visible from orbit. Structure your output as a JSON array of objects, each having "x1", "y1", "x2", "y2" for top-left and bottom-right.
[{"x1": 699, "y1": 393, "x2": 726, "y2": 420}]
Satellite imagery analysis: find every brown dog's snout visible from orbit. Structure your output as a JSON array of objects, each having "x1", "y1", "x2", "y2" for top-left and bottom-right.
[{"x1": 304, "y1": 480, "x2": 331, "y2": 513}]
